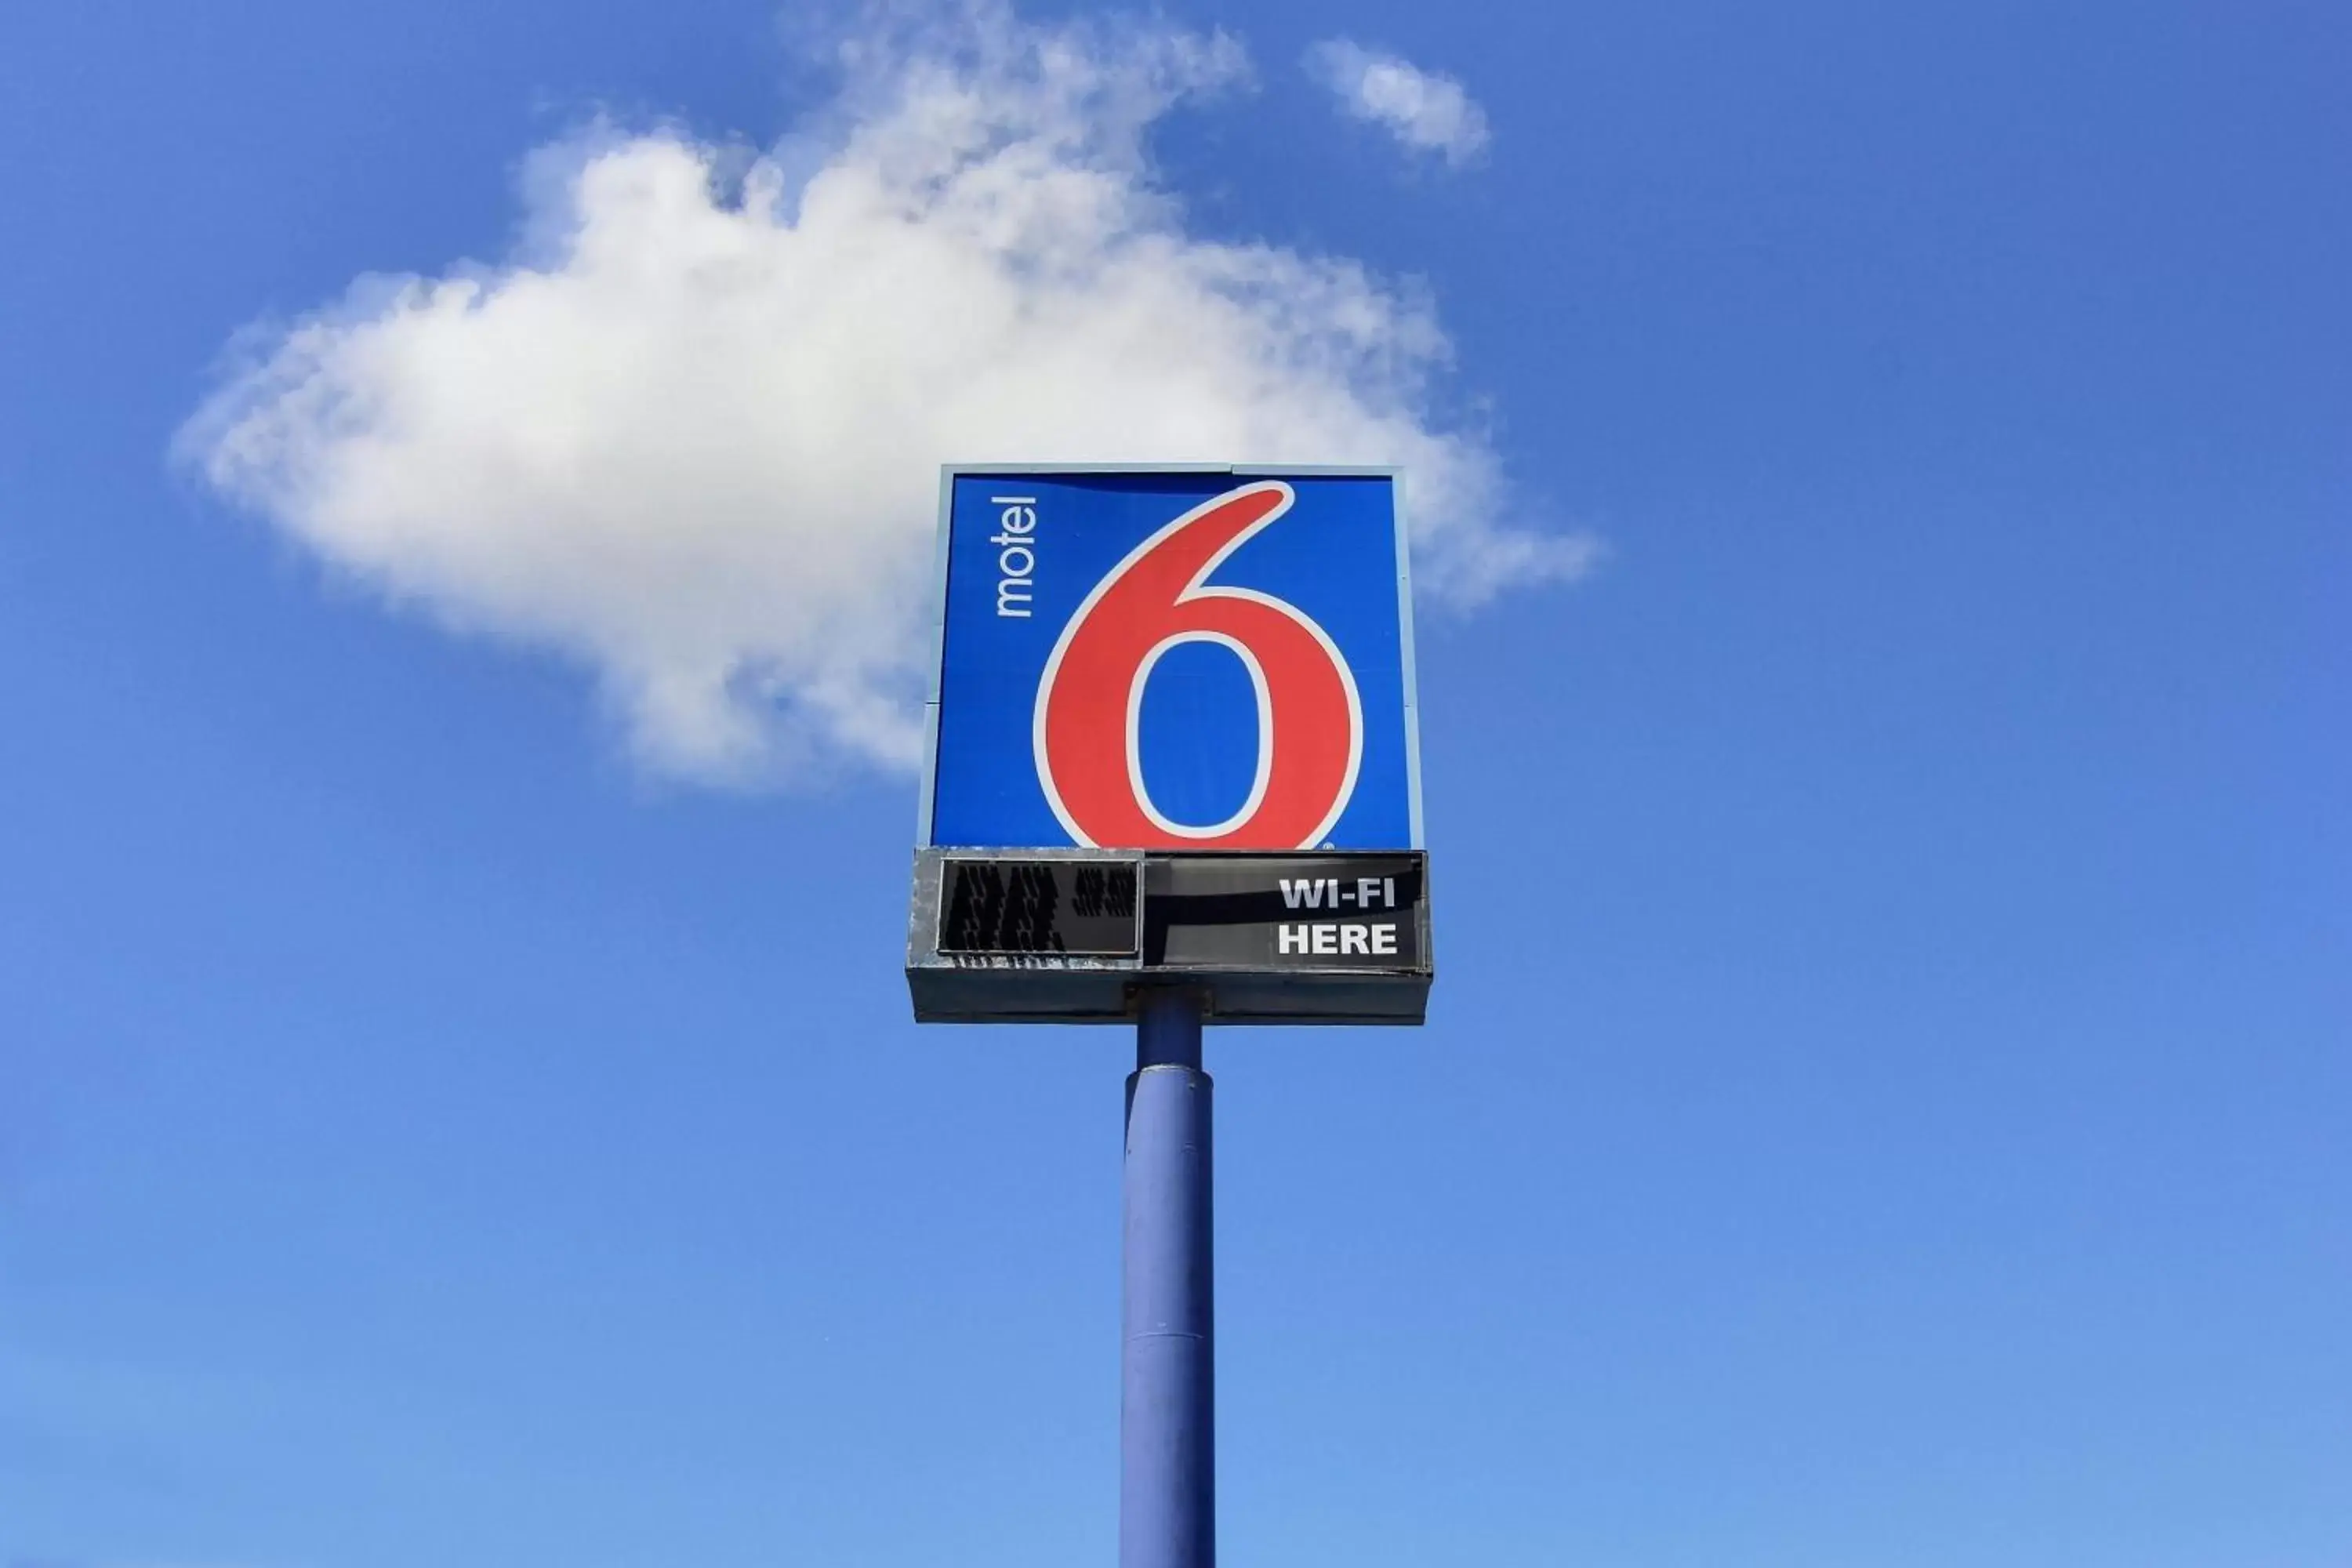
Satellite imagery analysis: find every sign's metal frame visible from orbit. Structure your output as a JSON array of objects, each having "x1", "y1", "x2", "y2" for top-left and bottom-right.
[
  {"x1": 909, "y1": 465, "x2": 1433, "y2": 1025},
  {"x1": 913, "y1": 463, "x2": 1425, "y2": 853}
]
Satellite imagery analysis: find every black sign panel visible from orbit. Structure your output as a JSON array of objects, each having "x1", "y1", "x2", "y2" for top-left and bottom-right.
[
  {"x1": 908, "y1": 848, "x2": 1431, "y2": 1022},
  {"x1": 1145, "y1": 855, "x2": 1425, "y2": 970},
  {"x1": 937, "y1": 858, "x2": 1140, "y2": 956}
]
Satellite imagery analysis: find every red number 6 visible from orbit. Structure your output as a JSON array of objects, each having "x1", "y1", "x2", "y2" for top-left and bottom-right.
[{"x1": 1033, "y1": 481, "x2": 1363, "y2": 850}]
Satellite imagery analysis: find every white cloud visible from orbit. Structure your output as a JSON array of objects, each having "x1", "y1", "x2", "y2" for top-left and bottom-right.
[
  {"x1": 181, "y1": 3, "x2": 1588, "y2": 787},
  {"x1": 1305, "y1": 39, "x2": 1491, "y2": 166}
]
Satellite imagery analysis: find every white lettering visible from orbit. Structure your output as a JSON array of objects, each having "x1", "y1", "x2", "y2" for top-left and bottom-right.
[
  {"x1": 1340, "y1": 924, "x2": 1370, "y2": 955},
  {"x1": 1357, "y1": 877, "x2": 1381, "y2": 909},
  {"x1": 1279, "y1": 878, "x2": 1327, "y2": 909},
  {"x1": 1370, "y1": 923, "x2": 1398, "y2": 955},
  {"x1": 991, "y1": 497, "x2": 1036, "y2": 619},
  {"x1": 1278, "y1": 924, "x2": 1309, "y2": 954},
  {"x1": 1311, "y1": 924, "x2": 1338, "y2": 955}
]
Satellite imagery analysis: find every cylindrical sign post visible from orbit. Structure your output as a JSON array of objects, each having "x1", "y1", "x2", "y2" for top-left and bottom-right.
[{"x1": 1123, "y1": 989, "x2": 1214, "y2": 1568}]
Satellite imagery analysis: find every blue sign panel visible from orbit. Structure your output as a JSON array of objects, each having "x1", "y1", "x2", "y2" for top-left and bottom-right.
[{"x1": 922, "y1": 468, "x2": 1421, "y2": 851}]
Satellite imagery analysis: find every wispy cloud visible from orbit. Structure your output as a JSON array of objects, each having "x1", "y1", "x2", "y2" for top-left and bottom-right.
[
  {"x1": 180, "y1": 2, "x2": 1585, "y2": 788},
  {"x1": 1305, "y1": 39, "x2": 1491, "y2": 167}
]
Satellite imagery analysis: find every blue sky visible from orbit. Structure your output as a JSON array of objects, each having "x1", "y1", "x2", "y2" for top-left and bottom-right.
[{"x1": 2, "y1": 2, "x2": 2347, "y2": 1565}]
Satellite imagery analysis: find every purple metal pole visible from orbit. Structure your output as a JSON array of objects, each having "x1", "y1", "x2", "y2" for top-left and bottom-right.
[{"x1": 1123, "y1": 989, "x2": 1214, "y2": 1568}]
